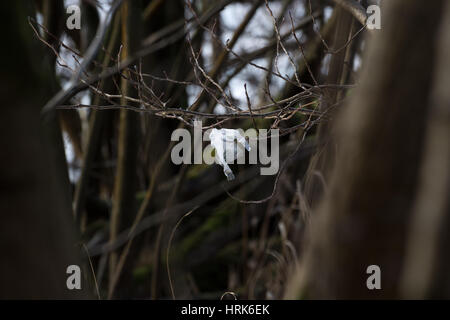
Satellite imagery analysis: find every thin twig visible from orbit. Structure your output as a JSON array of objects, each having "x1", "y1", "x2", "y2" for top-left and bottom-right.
[{"x1": 166, "y1": 206, "x2": 199, "y2": 300}]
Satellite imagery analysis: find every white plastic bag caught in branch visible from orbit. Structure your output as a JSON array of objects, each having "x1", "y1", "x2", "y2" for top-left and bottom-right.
[{"x1": 209, "y1": 128, "x2": 251, "y2": 181}]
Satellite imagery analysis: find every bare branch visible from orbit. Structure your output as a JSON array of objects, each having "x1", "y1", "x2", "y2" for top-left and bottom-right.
[
  {"x1": 330, "y1": 0, "x2": 368, "y2": 26},
  {"x1": 41, "y1": 0, "x2": 124, "y2": 116}
]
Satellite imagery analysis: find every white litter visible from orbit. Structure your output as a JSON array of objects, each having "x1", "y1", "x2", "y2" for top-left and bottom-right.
[{"x1": 209, "y1": 128, "x2": 251, "y2": 181}]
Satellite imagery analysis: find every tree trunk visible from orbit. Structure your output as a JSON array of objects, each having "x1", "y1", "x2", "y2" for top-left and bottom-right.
[
  {"x1": 287, "y1": 0, "x2": 445, "y2": 299},
  {"x1": 0, "y1": 1, "x2": 88, "y2": 298}
]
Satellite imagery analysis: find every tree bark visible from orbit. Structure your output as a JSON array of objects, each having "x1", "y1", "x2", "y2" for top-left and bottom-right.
[
  {"x1": 287, "y1": 0, "x2": 445, "y2": 299},
  {"x1": 0, "y1": 1, "x2": 88, "y2": 298},
  {"x1": 400, "y1": 2, "x2": 450, "y2": 299}
]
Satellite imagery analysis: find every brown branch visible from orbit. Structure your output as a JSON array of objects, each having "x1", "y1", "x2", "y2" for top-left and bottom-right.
[
  {"x1": 330, "y1": 0, "x2": 368, "y2": 27},
  {"x1": 41, "y1": 0, "x2": 124, "y2": 115}
]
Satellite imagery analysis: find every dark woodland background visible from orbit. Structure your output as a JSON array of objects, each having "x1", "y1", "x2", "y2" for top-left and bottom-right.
[{"x1": 0, "y1": 0, "x2": 449, "y2": 299}]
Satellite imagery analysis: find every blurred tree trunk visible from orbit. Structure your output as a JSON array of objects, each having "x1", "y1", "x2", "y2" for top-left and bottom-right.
[
  {"x1": 0, "y1": 1, "x2": 87, "y2": 298},
  {"x1": 109, "y1": 0, "x2": 141, "y2": 297},
  {"x1": 141, "y1": 0, "x2": 189, "y2": 299},
  {"x1": 303, "y1": 6, "x2": 357, "y2": 209},
  {"x1": 400, "y1": 2, "x2": 450, "y2": 299},
  {"x1": 286, "y1": 0, "x2": 445, "y2": 299}
]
